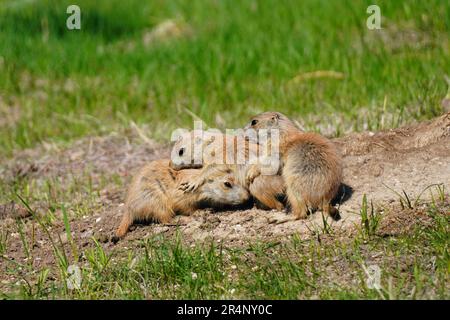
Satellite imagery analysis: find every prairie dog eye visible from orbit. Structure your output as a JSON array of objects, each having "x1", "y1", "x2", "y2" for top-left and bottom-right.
[
  {"x1": 223, "y1": 181, "x2": 232, "y2": 188},
  {"x1": 178, "y1": 147, "x2": 185, "y2": 157},
  {"x1": 251, "y1": 119, "x2": 258, "y2": 126}
]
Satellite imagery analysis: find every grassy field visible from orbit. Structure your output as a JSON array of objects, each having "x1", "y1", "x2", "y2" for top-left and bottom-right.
[
  {"x1": 1, "y1": 198, "x2": 448, "y2": 299},
  {"x1": 0, "y1": 0, "x2": 449, "y2": 158},
  {"x1": 0, "y1": 0, "x2": 449, "y2": 299}
]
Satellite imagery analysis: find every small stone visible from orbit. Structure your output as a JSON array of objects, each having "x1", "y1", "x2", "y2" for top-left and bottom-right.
[{"x1": 59, "y1": 233, "x2": 68, "y2": 245}]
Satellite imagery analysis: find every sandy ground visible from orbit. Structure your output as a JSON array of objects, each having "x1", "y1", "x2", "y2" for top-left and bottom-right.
[{"x1": 0, "y1": 112, "x2": 449, "y2": 272}]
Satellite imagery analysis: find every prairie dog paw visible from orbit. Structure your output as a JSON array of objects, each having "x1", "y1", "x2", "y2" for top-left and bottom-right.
[
  {"x1": 245, "y1": 166, "x2": 261, "y2": 185},
  {"x1": 178, "y1": 182, "x2": 199, "y2": 193}
]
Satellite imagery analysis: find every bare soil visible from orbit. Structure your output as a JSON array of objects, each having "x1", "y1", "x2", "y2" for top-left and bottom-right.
[{"x1": 0, "y1": 113, "x2": 449, "y2": 278}]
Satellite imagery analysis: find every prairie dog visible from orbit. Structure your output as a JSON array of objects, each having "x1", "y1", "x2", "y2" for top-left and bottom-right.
[
  {"x1": 116, "y1": 159, "x2": 250, "y2": 238},
  {"x1": 169, "y1": 130, "x2": 286, "y2": 211},
  {"x1": 244, "y1": 111, "x2": 342, "y2": 219},
  {"x1": 169, "y1": 130, "x2": 261, "y2": 170}
]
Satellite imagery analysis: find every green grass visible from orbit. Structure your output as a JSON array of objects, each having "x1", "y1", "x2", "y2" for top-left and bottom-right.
[
  {"x1": 0, "y1": 0, "x2": 449, "y2": 158},
  {"x1": 1, "y1": 203, "x2": 448, "y2": 299},
  {"x1": 0, "y1": 168, "x2": 448, "y2": 299},
  {"x1": 0, "y1": 0, "x2": 449, "y2": 300}
]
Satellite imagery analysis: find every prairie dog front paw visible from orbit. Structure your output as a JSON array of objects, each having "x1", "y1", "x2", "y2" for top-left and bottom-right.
[
  {"x1": 245, "y1": 166, "x2": 261, "y2": 185},
  {"x1": 178, "y1": 181, "x2": 200, "y2": 193}
]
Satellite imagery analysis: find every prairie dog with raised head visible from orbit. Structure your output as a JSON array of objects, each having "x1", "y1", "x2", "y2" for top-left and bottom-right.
[
  {"x1": 116, "y1": 159, "x2": 251, "y2": 238},
  {"x1": 244, "y1": 111, "x2": 342, "y2": 219},
  {"x1": 169, "y1": 130, "x2": 286, "y2": 211}
]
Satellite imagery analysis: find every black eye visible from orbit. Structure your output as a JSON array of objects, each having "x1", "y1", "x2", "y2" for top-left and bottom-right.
[
  {"x1": 251, "y1": 119, "x2": 258, "y2": 126},
  {"x1": 178, "y1": 148, "x2": 185, "y2": 157},
  {"x1": 224, "y1": 181, "x2": 232, "y2": 188}
]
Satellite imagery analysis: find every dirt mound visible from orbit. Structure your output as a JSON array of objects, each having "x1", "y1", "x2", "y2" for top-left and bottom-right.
[
  {"x1": 0, "y1": 113, "x2": 449, "y2": 267},
  {"x1": 335, "y1": 112, "x2": 449, "y2": 155},
  {"x1": 1, "y1": 133, "x2": 170, "y2": 182}
]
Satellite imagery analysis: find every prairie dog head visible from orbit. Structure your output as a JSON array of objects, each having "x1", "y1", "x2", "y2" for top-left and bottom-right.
[
  {"x1": 199, "y1": 168, "x2": 250, "y2": 206},
  {"x1": 170, "y1": 129, "x2": 227, "y2": 170},
  {"x1": 244, "y1": 111, "x2": 301, "y2": 136},
  {"x1": 170, "y1": 130, "x2": 203, "y2": 170}
]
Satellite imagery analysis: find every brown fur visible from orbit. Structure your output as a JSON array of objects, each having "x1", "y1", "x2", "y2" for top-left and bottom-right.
[
  {"x1": 116, "y1": 159, "x2": 250, "y2": 238},
  {"x1": 169, "y1": 131, "x2": 285, "y2": 210},
  {"x1": 244, "y1": 112, "x2": 302, "y2": 142},
  {"x1": 170, "y1": 131, "x2": 261, "y2": 169},
  {"x1": 250, "y1": 175, "x2": 285, "y2": 211},
  {"x1": 245, "y1": 112, "x2": 342, "y2": 219}
]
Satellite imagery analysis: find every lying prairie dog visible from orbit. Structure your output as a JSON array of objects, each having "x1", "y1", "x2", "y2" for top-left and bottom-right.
[
  {"x1": 169, "y1": 130, "x2": 286, "y2": 211},
  {"x1": 244, "y1": 111, "x2": 343, "y2": 219},
  {"x1": 116, "y1": 159, "x2": 251, "y2": 238}
]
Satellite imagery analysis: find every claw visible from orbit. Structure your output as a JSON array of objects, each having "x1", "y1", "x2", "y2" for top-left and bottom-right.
[
  {"x1": 178, "y1": 182, "x2": 198, "y2": 193},
  {"x1": 178, "y1": 182, "x2": 190, "y2": 191}
]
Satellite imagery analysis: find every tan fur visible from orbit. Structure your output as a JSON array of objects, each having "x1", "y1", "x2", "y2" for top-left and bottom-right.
[
  {"x1": 170, "y1": 131, "x2": 261, "y2": 169},
  {"x1": 116, "y1": 159, "x2": 250, "y2": 238},
  {"x1": 169, "y1": 131, "x2": 285, "y2": 211},
  {"x1": 244, "y1": 112, "x2": 303, "y2": 142},
  {"x1": 250, "y1": 175, "x2": 285, "y2": 211},
  {"x1": 245, "y1": 112, "x2": 342, "y2": 219}
]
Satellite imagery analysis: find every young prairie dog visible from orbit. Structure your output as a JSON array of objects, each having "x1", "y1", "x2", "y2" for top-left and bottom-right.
[
  {"x1": 244, "y1": 111, "x2": 343, "y2": 219},
  {"x1": 116, "y1": 159, "x2": 251, "y2": 238},
  {"x1": 169, "y1": 130, "x2": 286, "y2": 211},
  {"x1": 169, "y1": 130, "x2": 261, "y2": 170}
]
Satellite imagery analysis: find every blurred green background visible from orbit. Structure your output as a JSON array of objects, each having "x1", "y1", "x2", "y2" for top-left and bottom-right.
[{"x1": 0, "y1": 0, "x2": 449, "y2": 158}]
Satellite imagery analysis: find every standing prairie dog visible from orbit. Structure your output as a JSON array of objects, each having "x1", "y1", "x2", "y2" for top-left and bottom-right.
[
  {"x1": 169, "y1": 130, "x2": 286, "y2": 211},
  {"x1": 244, "y1": 111, "x2": 342, "y2": 219},
  {"x1": 116, "y1": 159, "x2": 251, "y2": 238}
]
